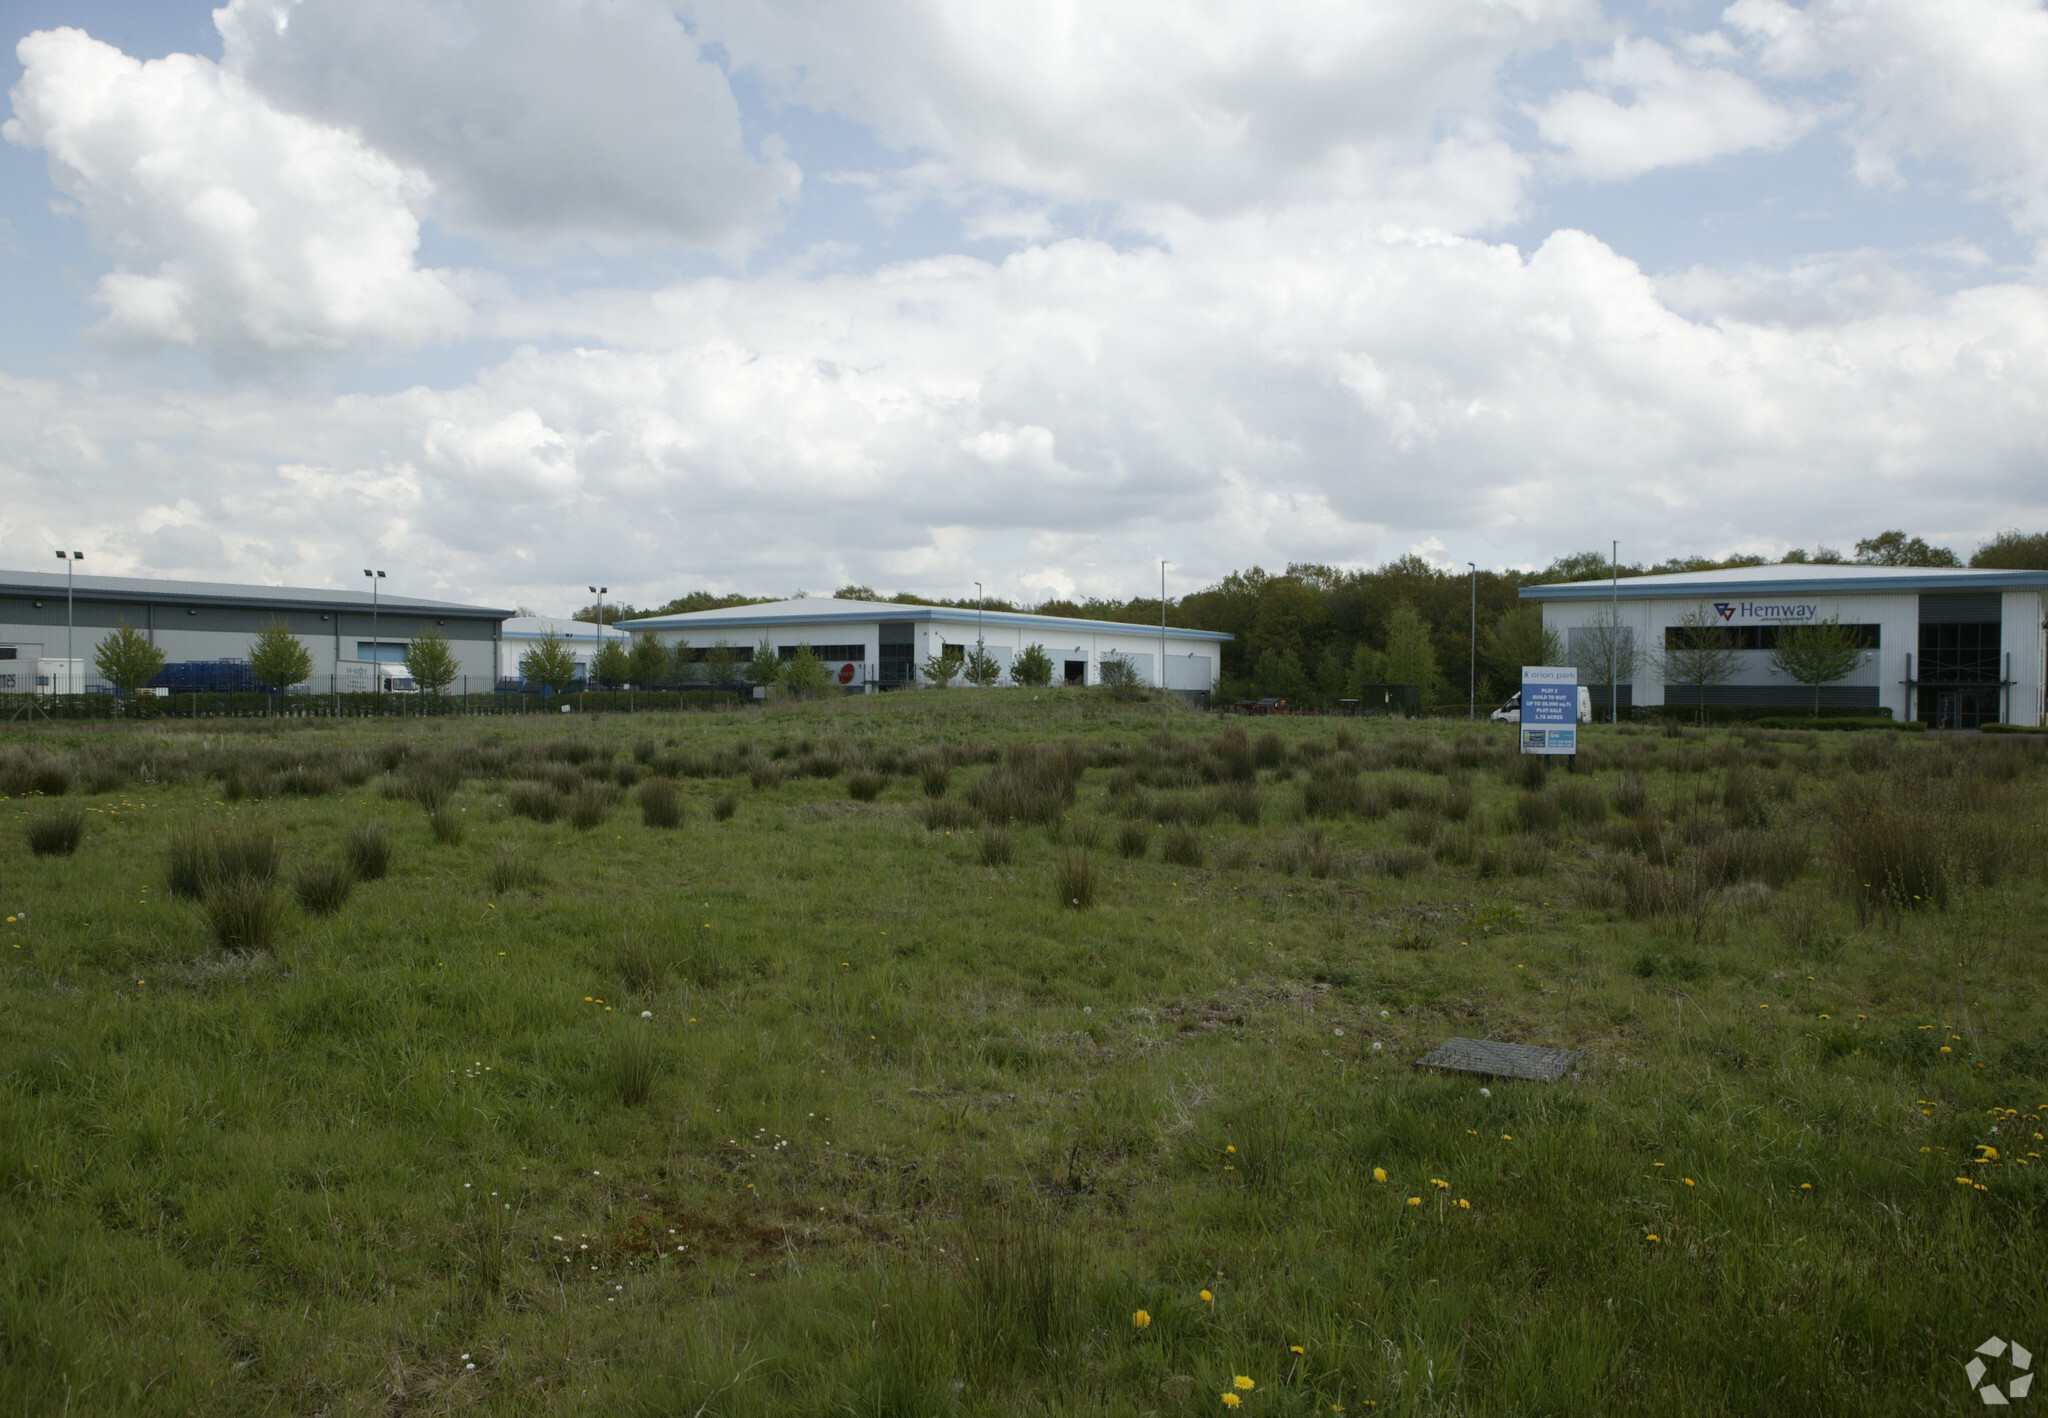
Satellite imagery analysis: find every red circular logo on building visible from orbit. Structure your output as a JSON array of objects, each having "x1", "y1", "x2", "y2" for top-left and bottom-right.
[{"x1": 837, "y1": 662, "x2": 855, "y2": 684}]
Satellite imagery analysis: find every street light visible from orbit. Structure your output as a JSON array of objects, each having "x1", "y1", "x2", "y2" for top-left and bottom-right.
[
  {"x1": 54, "y1": 551, "x2": 83, "y2": 694},
  {"x1": 1160, "y1": 560, "x2": 1169, "y2": 695},
  {"x1": 974, "y1": 581, "x2": 984, "y2": 680},
  {"x1": 1467, "y1": 561, "x2": 1477, "y2": 720},
  {"x1": 363, "y1": 570, "x2": 385, "y2": 699},
  {"x1": 589, "y1": 586, "x2": 607, "y2": 690}
]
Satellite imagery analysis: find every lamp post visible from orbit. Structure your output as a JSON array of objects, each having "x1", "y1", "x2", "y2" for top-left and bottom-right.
[
  {"x1": 1610, "y1": 540, "x2": 1620, "y2": 725},
  {"x1": 1467, "y1": 562, "x2": 1477, "y2": 720},
  {"x1": 1160, "y1": 560, "x2": 1169, "y2": 695},
  {"x1": 54, "y1": 550, "x2": 82, "y2": 694},
  {"x1": 363, "y1": 569, "x2": 385, "y2": 702},
  {"x1": 588, "y1": 586, "x2": 607, "y2": 692}
]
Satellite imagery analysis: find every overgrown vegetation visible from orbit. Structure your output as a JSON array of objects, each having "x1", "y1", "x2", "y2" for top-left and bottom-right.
[{"x1": 1, "y1": 698, "x2": 2044, "y2": 1415}]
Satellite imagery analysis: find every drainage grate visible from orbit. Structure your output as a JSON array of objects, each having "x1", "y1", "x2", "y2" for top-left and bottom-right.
[{"x1": 1417, "y1": 1037, "x2": 1580, "y2": 1082}]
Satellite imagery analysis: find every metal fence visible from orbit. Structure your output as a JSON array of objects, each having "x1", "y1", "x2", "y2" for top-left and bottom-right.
[{"x1": 0, "y1": 675, "x2": 764, "y2": 720}]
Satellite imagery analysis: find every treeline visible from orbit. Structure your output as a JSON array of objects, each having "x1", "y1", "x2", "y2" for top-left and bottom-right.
[{"x1": 569, "y1": 528, "x2": 2045, "y2": 707}]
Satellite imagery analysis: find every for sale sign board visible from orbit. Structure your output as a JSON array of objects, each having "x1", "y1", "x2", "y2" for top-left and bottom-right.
[{"x1": 1520, "y1": 665, "x2": 1577, "y2": 756}]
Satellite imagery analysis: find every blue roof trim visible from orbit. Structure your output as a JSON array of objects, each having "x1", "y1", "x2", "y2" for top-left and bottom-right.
[
  {"x1": 1521, "y1": 570, "x2": 2048, "y2": 601},
  {"x1": 621, "y1": 604, "x2": 1234, "y2": 642}
]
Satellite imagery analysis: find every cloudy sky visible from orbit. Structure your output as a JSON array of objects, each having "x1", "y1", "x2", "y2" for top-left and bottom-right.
[{"x1": 1, "y1": 0, "x2": 2044, "y2": 612}]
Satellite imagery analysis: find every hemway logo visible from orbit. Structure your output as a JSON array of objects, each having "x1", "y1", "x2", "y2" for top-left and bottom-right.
[
  {"x1": 1968, "y1": 1336, "x2": 2033, "y2": 1405},
  {"x1": 1712, "y1": 601, "x2": 1819, "y2": 622}
]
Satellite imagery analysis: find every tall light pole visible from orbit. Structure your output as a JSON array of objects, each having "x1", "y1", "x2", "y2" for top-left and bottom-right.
[
  {"x1": 589, "y1": 586, "x2": 607, "y2": 690},
  {"x1": 1610, "y1": 540, "x2": 1620, "y2": 724},
  {"x1": 364, "y1": 569, "x2": 385, "y2": 700},
  {"x1": 55, "y1": 550, "x2": 82, "y2": 693},
  {"x1": 1467, "y1": 561, "x2": 1477, "y2": 720},
  {"x1": 1160, "y1": 560, "x2": 1169, "y2": 694}
]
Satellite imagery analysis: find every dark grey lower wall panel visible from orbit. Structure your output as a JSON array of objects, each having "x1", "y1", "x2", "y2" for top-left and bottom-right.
[{"x1": 1662, "y1": 684, "x2": 1880, "y2": 708}]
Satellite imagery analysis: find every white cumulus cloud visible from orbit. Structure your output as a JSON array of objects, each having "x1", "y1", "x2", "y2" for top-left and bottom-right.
[
  {"x1": 216, "y1": 0, "x2": 800, "y2": 250},
  {"x1": 1533, "y1": 36, "x2": 1818, "y2": 180},
  {"x1": 3, "y1": 27, "x2": 466, "y2": 357},
  {"x1": 687, "y1": 0, "x2": 1591, "y2": 224}
]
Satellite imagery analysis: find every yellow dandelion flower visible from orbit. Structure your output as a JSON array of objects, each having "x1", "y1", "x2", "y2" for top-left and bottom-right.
[
  {"x1": 1201, "y1": 1290, "x2": 1213, "y2": 1303},
  {"x1": 1226, "y1": 1145, "x2": 1237, "y2": 1154},
  {"x1": 1431, "y1": 1178, "x2": 1450, "y2": 1189},
  {"x1": 1222, "y1": 1395, "x2": 1241, "y2": 1409},
  {"x1": 1941, "y1": 1046, "x2": 1952, "y2": 1054},
  {"x1": 1956, "y1": 1177, "x2": 1974, "y2": 1186},
  {"x1": 1646, "y1": 1234, "x2": 1660, "y2": 1242},
  {"x1": 1456, "y1": 1198, "x2": 1471, "y2": 1209},
  {"x1": 1133, "y1": 1310, "x2": 1151, "y2": 1329},
  {"x1": 1290, "y1": 1345, "x2": 1305, "y2": 1354},
  {"x1": 1372, "y1": 1167, "x2": 1387, "y2": 1183},
  {"x1": 1235, "y1": 1376, "x2": 1256, "y2": 1391},
  {"x1": 1682, "y1": 1178, "x2": 1695, "y2": 1187},
  {"x1": 1406, "y1": 1197, "x2": 1421, "y2": 1206},
  {"x1": 1800, "y1": 1183, "x2": 1812, "y2": 1190}
]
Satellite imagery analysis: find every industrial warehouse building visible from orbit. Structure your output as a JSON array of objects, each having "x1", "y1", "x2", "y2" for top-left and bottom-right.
[
  {"x1": 497, "y1": 616, "x2": 629, "y2": 686},
  {"x1": 619, "y1": 598, "x2": 1231, "y2": 694},
  {"x1": 0, "y1": 568, "x2": 509, "y2": 693},
  {"x1": 1523, "y1": 565, "x2": 2048, "y2": 727}
]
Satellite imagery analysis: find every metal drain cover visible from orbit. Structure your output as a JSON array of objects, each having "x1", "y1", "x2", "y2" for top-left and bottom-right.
[{"x1": 1417, "y1": 1037, "x2": 1580, "y2": 1082}]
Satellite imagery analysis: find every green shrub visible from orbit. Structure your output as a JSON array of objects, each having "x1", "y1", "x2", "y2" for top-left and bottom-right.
[{"x1": 25, "y1": 808, "x2": 85, "y2": 858}]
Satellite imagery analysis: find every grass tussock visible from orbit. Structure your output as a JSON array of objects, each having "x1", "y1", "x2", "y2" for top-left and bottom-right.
[
  {"x1": 204, "y1": 877, "x2": 283, "y2": 952},
  {"x1": 427, "y1": 807, "x2": 465, "y2": 845},
  {"x1": 639, "y1": 779, "x2": 685, "y2": 828},
  {"x1": 1116, "y1": 820, "x2": 1150, "y2": 859},
  {"x1": 847, "y1": 769, "x2": 886, "y2": 802},
  {"x1": 487, "y1": 846, "x2": 546, "y2": 895},
  {"x1": 712, "y1": 790, "x2": 739, "y2": 822},
  {"x1": 292, "y1": 859, "x2": 354, "y2": 915},
  {"x1": 345, "y1": 823, "x2": 389, "y2": 882},
  {"x1": 1053, "y1": 850, "x2": 1096, "y2": 908},
  {"x1": 604, "y1": 1029, "x2": 660, "y2": 1107},
  {"x1": 1831, "y1": 771, "x2": 2010, "y2": 921},
  {"x1": 167, "y1": 821, "x2": 279, "y2": 899},
  {"x1": 1160, "y1": 825, "x2": 1204, "y2": 867},
  {"x1": 567, "y1": 785, "x2": 616, "y2": 831},
  {"x1": 25, "y1": 808, "x2": 86, "y2": 858},
  {"x1": 978, "y1": 827, "x2": 1014, "y2": 866},
  {"x1": 508, "y1": 781, "x2": 563, "y2": 823}
]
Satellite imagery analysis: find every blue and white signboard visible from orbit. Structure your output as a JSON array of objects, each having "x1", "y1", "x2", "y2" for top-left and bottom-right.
[{"x1": 1520, "y1": 665, "x2": 1577, "y2": 756}]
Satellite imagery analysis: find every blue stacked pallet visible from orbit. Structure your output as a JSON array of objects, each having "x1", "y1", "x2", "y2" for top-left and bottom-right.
[{"x1": 151, "y1": 659, "x2": 260, "y2": 694}]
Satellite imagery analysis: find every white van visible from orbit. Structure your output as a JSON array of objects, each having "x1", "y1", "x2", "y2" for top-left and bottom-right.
[{"x1": 1490, "y1": 688, "x2": 1593, "y2": 725}]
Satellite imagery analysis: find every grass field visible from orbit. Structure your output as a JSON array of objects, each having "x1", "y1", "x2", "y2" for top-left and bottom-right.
[{"x1": 2, "y1": 692, "x2": 2045, "y2": 1416}]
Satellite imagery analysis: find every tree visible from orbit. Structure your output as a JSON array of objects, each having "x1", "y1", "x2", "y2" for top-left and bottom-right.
[
  {"x1": 783, "y1": 644, "x2": 831, "y2": 697},
  {"x1": 963, "y1": 643, "x2": 1002, "y2": 687},
  {"x1": 404, "y1": 628, "x2": 459, "y2": 696},
  {"x1": 1314, "y1": 644, "x2": 1348, "y2": 702},
  {"x1": 1012, "y1": 643, "x2": 1053, "y2": 688},
  {"x1": 1253, "y1": 648, "x2": 1310, "y2": 701},
  {"x1": 1769, "y1": 618, "x2": 1865, "y2": 718},
  {"x1": 627, "y1": 632, "x2": 669, "y2": 687},
  {"x1": 1098, "y1": 653, "x2": 1142, "y2": 693},
  {"x1": 1479, "y1": 608, "x2": 1563, "y2": 697},
  {"x1": 1662, "y1": 604, "x2": 1742, "y2": 727},
  {"x1": 94, "y1": 618, "x2": 164, "y2": 693},
  {"x1": 922, "y1": 647, "x2": 961, "y2": 687},
  {"x1": 520, "y1": 630, "x2": 578, "y2": 693},
  {"x1": 592, "y1": 636, "x2": 631, "y2": 690},
  {"x1": 1568, "y1": 605, "x2": 1643, "y2": 725},
  {"x1": 1854, "y1": 530, "x2": 1961, "y2": 567},
  {"x1": 703, "y1": 639, "x2": 741, "y2": 687},
  {"x1": 749, "y1": 638, "x2": 781, "y2": 691},
  {"x1": 1971, "y1": 530, "x2": 2048, "y2": 570},
  {"x1": 1345, "y1": 642, "x2": 1389, "y2": 698},
  {"x1": 1382, "y1": 602, "x2": 1440, "y2": 702},
  {"x1": 248, "y1": 620, "x2": 312, "y2": 694}
]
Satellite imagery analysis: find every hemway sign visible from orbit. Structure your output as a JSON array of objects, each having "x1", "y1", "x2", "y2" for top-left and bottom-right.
[
  {"x1": 1713, "y1": 601, "x2": 1819, "y2": 623},
  {"x1": 1967, "y1": 1335, "x2": 2033, "y2": 1405}
]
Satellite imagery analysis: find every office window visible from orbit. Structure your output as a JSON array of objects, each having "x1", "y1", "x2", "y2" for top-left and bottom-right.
[{"x1": 1664, "y1": 623, "x2": 1879, "y2": 651}]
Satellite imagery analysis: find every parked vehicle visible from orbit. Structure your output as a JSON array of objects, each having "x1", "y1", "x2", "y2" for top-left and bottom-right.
[{"x1": 1490, "y1": 688, "x2": 1592, "y2": 724}]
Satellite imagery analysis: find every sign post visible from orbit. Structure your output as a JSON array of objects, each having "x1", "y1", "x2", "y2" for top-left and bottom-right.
[{"x1": 1520, "y1": 665, "x2": 1578, "y2": 761}]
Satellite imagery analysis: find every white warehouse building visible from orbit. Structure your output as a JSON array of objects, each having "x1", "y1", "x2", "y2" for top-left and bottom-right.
[
  {"x1": 618, "y1": 598, "x2": 1231, "y2": 695},
  {"x1": 1522, "y1": 565, "x2": 2048, "y2": 728}
]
